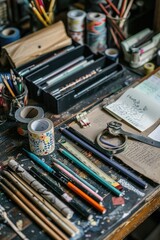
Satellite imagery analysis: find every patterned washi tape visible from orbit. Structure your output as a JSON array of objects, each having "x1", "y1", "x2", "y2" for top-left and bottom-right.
[
  {"x1": 86, "y1": 12, "x2": 106, "y2": 35},
  {"x1": 28, "y1": 118, "x2": 55, "y2": 156},
  {"x1": 67, "y1": 9, "x2": 86, "y2": 32}
]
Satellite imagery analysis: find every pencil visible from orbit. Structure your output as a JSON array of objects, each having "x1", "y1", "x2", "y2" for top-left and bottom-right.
[
  {"x1": 8, "y1": 170, "x2": 78, "y2": 236},
  {"x1": 105, "y1": 0, "x2": 120, "y2": 16},
  {"x1": 120, "y1": 0, "x2": 128, "y2": 17},
  {"x1": 48, "y1": 0, "x2": 55, "y2": 23},
  {"x1": 21, "y1": 149, "x2": 106, "y2": 213},
  {"x1": 51, "y1": 157, "x2": 98, "y2": 192},
  {"x1": 60, "y1": 127, "x2": 148, "y2": 189},
  {"x1": 59, "y1": 148, "x2": 122, "y2": 197},
  {"x1": 1, "y1": 177, "x2": 67, "y2": 240},
  {"x1": 0, "y1": 182, "x2": 64, "y2": 240},
  {"x1": 40, "y1": 5, "x2": 51, "y2": 24},
  {"x1": 2, "y1": 76, "x2": 22, "y2": 108},
  {"x1": 52, "y1": 162, "x2": 103, "y2": 203},
  {"x1": 29, "y1": 3, "x2": 48, "y2": 27},
  {"x1": 2, "y1": 170, "x2": 70, "y2": 239}
]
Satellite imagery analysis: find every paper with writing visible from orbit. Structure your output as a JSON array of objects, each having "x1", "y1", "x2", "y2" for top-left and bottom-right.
[
  {"x1": 135, "y1": 75, "x2": 160, "y2": 103},
  {"x1": 104, "y1": 88, "x2": 160, "y2": 131},
  {"x1": 70, "y1": 106, "x2": 160, "y2": 184}
]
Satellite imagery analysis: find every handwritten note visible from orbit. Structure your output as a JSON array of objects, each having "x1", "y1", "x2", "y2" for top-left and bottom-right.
[
  {"x1": 135, "y1": 75, "x2": 160, "y2": 103},
  {"x1": 104, "y1": 88, "x2": 160, "y2": 131}
]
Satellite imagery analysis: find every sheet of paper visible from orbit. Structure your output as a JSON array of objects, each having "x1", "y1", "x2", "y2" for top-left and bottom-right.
[
  {"x1": 104, "y1": 88, "x2": 160, "y2": 131},
  {"x1": 148, "y1": 125, "x2": 160, "y2": 141},
  {"x1": 135, "y1": 75, "x2": 160, "y2": 103}
]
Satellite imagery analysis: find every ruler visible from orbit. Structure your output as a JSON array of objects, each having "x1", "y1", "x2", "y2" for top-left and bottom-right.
[{"x1": 59, "y1": 139, "x2": 122, "y2": 190}]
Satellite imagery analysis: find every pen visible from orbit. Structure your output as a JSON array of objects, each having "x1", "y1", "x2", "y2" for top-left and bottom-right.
[
  {"x1": 58, "y1": 148, "x2": 122, "y2": 196},
  {"x1": 60, "y1": 127, "x2": 148, "y2": 189},
  {"x1": 22, "y1": 149, "x2": 106, "y2": 213},
  {"x1": 30, "y1": 166, "x2": 93, "y2": 220}
]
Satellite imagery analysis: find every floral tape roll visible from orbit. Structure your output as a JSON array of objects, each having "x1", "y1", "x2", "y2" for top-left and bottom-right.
[
  {"x1": 28, "y1": 118, "x2": 55, "y2": 156},
  {"x1": 0, "y1": 27, "x2": 20, "y2": 47},
  {"x1": 86, "y1": 12, "x2": 106, "y2": 34},
  {"x1": 67, "y1": 9, "x2": 86, "y2": 32},
  {"x1": 15, "y1": 106, "x2": 44, "y2": 136},
  {"x1": 144, "y1": 62, "x2": 155, "y2": 75},
  {"x1": 105, "y1": 48, "x2": 119, "y2": 61}
]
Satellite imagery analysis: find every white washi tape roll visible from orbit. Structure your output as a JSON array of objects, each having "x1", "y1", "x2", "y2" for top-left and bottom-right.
[
  {"x1": 105, "y1": 48, "x2": 119, "y2": 61},
  {"x1": 15, "y1": 106, "x2": 44, "y2": 136},
  {"x1": 28, "y1": 118, "x2": 55, "y2": 156},
  {"x1": 67, "y1": 9, "x2": 86, "y2": 31}
]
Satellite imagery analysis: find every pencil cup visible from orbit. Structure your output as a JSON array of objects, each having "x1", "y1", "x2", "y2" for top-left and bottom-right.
[
  {"x1": 106, "y1": 15, "x2": 129, "y2": 48},
  {"x1": 2, "y1": 84, "x2": 28, "y2": 119}
]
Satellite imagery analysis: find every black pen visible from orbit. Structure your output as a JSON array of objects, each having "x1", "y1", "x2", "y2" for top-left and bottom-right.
[{"x1": 30, "y1": 167, "x2": 93, "y2": 220}]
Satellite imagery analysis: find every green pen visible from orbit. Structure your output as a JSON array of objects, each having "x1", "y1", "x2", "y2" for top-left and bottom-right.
[{"x1": 59, "y1": 148, "x2": 123, "y2": 197}]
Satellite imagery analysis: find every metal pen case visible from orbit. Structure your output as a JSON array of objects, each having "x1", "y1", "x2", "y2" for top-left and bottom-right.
[{"x1": 16, "y1": 44, "x2": 124, "y2": 113}]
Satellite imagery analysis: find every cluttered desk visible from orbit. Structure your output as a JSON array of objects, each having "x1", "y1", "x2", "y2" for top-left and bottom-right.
[{"x1": 0, "y1": 1, "x2": 160, "y2": 240}]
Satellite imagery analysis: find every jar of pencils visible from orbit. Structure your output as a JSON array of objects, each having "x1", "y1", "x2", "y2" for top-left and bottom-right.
[
  {"x1": 1, "y1": 76, "x2": 28, "y2": 119},
  {"x1": 29, "y1": 0, "x2": 56, "y2": 31},
  {"x1": 106, "y1": 14, "x2": 129, "y2": 48}
]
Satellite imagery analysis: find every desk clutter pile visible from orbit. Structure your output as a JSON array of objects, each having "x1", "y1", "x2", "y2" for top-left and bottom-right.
[{"x1": 0, "y1": 1, "x2": 160, "y2": 240}]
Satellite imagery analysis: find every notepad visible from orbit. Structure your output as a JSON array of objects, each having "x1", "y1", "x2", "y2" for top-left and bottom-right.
[{"x1": 103, "y1": 86, "x2": 160, "y2": 132}]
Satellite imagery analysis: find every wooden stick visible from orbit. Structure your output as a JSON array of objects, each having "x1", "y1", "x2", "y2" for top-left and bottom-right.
[
  {"x1": 2, "y1": 176, "x2": 68, "y2": 240},
  {"x1": 0, "y1": 182, "x2": 62, "y2": 240},
  {"x1": 9, "y1": 171, "x2": 79, "y2": 235}
]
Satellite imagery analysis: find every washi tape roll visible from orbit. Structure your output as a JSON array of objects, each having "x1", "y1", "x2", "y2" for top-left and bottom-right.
[
  {"x1": 15, "y1": 106, "x2": 44, "y2": 136},
  {"x1": 86, "y1": 12, "x2": 106, "y2": 34},
  {"x1": 144, "y1": 62, "x2": 155, "y2": 75},
  {"x1": 105, "y1": 48, "x2": 119, "y2": 61},
  {"x1": 67, "y1": 9, "x2": 86, "y2": 32},
  {"x1": 28, "y1": 118, "x2": 55, "y2": 156},
  {"x1": 87, "y1": 30, "x2": 107, "y2": 53},
  {"x1": 0, "y1": 27, "x2": 20, "y2": 46}
]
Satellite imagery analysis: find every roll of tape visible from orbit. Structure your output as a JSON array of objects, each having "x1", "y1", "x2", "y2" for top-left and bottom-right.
[
  {"x1": 86, "y1": 12, "x2": 106, "y2": 34},
  {"x1": 144, "y1": 62, "x2": 155, "y2": 75},
  {"x1": 67, "y1": 10, "x2": 86, "y2": 32},
  {"x1": 0, "y1": 27, "x2": 20, "y2": 47},
  {"x1": 105, "y1": 48, "x2": 119, "y2": 61},
  {"x1": 28, "y1": 118, "x2": 55, "y2": 156},
  {"x1": 15, "y1": 106, "x2": 44, "y2": 136}
]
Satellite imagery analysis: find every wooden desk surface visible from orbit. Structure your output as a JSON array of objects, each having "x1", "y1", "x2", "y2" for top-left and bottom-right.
[{"x1": 0, "y1": 68, "x2": 160, "y2": 240}]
